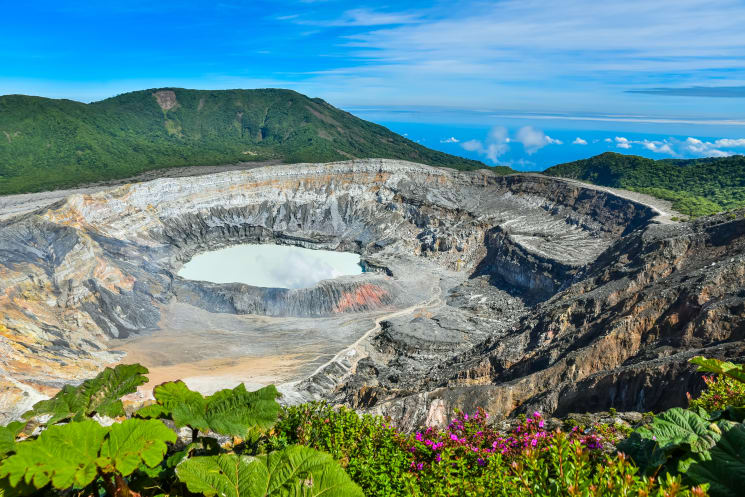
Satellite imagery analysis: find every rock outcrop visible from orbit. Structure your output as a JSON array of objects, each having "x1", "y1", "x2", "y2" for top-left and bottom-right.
[{"x1": 1, "y1": 159, "x2": 740, "y2": 428}]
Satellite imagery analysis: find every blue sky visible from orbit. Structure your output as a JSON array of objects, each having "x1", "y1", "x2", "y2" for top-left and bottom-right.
[{"x1": 2, "y1": 0, "x2": 745, "y2": 169}]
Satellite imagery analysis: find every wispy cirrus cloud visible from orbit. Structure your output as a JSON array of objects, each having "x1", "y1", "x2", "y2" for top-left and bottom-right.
[
  {"x1": 290, "y1": 0, "x2": 745, "y2": 115},
  {"x1": 284, "y1": 7, "x2": 423, "y2": 27},
  {"x1": 627, "y1": 86, "x2": 745, "y2": 97}
]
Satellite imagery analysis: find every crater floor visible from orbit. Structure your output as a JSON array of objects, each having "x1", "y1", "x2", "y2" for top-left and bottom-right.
[{"x1": 1, "y1": 159, "x2": 741, "y2": 427}]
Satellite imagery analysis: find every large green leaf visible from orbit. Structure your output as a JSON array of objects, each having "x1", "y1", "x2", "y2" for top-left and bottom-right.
[
  {"x1": 24, "y1": 364, "x2": 149, "y2": 424},
  {"x1": 203, "y1": 384, "x2": 281, "y2": 436},
  {"x1": 143, "y1": 381, "x2": 280, "y2": 438},
  {"x1": 691, "y1": 356, "x2": 745, "y2": 384},
  {"x1": 98, "y1": 419, "x2": 177, "y2": 476},
  {"x1": 686, "y1": 422, "x2": 745, "y2": 497},
  {"x1": 0, "y1": 419, "x2": 109, "y2": 490},
  {"x1": 637, "y1": 407, "x2": 719, "y2": 453},
  {"x1": 0, "y1": 423, "x2": 23, "y2": 458},
  {"x1": 618, "y1": 407, "x2": 722, "y2": 474},
  {"x1": 176, "y1": 446, "x2": 363, "y2": 497}
]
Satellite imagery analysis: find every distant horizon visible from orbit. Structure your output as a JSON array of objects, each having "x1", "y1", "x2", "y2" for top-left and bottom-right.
[{"x1": 3, "y1": 86, "x2": 743, "y2": 171}]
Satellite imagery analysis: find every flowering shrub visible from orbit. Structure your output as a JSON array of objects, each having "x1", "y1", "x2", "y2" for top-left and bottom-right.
[
  {"x1": 688, "y1": 374, "x2": 745, "y2": 411},
  {"x1": 274, "y1": 403, "x2": 705, "y2": 497},
  {"x1": 403, "y1": 408, "x2": 617, "y2": 471}
]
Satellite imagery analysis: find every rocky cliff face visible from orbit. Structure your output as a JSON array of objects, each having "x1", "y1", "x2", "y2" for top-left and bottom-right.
[
  {"x1": 339, "y1": 213, "x2": 745, "y2": 430},
  {"x1": 2, "y1": 159, "x2": 737, "y2": 427}
]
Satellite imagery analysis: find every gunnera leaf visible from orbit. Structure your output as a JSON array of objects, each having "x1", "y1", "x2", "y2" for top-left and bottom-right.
[
  {"x1": 691, "y1": 356, "x2": 745, "y2": 384},
  {"x1": 24, "y1": 364, "x2": 149, "y2": 424},
  {"x1": 619, "y1": 407, "x2": 724, "y2": 475},
  {"x1": 641, "y1": 407, "x2": 720, "y2": 453},
  {"x1": 147, "y1": 381, "x2": 280, "y2": 438},
  {"x1": 202, "y1": 384, "x2": 281, "y2": 437},
  {"x1": 176, "y1": 446, "x2": 363, "y2": 497},
  {"x1": 686, "y1": 422, "x2": 745, "y2": 497},
  {"x1": 0, "y1": 423, "x2": 24, "y2": 458},
  {"x1": 0, "y1": 419, "x2": 109, "y2": 490},
  {"x1": 98, "y1": 418, "x2": 177, "y2": 477}
]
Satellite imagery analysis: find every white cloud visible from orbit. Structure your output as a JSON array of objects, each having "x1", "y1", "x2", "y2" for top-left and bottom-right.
[
  {"x1": 615, "y1": 137, "x2": 632, "y2": 149},
  {"x1": 515, "y1": 126, "x2": 562, "y2": 154},
  {"x1": 461, "y1": 125, "x2": 564, "y2": 160},
  {"x1": 601, "y1": 135, "x2": 745, "y2": 157},
  {"x1": 637, "y1": 140, "x2": 674, "y2": 155},
  {"x1": 712, "y1": 138, "x2": 745, "y2": 148},
  {"x1": 441, "y1": 136, "x2": 459, "y2": 143},
  {"x1": 683, "y1": 137, "x2": 734, "y2": 157},
  {"x1": 461, "y1": 139, "x2": 483, "y2": 152},
  {"x1": 604, "y1": 138, "x2": 613, "y2": 143},
  {"x1": 460, "y1": 126, "x2": 510, "y2": 162},
  {"x1": 573, "y1": 137, "x2": 588, "y2": 145}
]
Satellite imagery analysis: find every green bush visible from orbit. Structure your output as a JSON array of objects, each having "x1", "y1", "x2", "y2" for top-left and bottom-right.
[{"x1": 273, "y1": 402, "x2": 415, "y2": 496}]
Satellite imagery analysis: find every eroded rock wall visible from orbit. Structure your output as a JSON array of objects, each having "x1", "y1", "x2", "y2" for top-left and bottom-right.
[{"x1": 349, "y1": 214, "x2": 745, "y2": 430}]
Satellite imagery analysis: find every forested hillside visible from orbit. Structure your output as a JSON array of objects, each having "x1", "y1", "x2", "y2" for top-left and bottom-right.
[
  {"x1": 544, "y1": 152, "x2": 745, "y2": 216},
  {"x1": 0, "y1": 88, "x2": 501, "y2": 194}
]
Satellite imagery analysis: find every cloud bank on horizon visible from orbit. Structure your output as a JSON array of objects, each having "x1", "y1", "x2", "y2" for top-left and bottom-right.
[{"x1": 428, "y1": 125, "x2": 745, "y2": 168}]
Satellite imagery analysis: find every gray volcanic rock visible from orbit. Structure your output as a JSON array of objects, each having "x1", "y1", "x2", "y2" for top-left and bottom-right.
[
  {"x1": 2, "y1": 158, "x2": 734, "y2": 428},
  {"x1": 349, "y1": 213, "x2": 745, "y2": 430}
]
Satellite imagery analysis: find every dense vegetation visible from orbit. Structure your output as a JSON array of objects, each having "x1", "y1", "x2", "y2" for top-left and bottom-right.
[
  {"x1": 0, "y1": 89, "x2": 502, "y2": 195},
  {"x1": 6, "y1": 357, "x2": 745, "y2": 496},
  {"x1": 543, "y1": 152, "x2": 745, "y2": 217}
]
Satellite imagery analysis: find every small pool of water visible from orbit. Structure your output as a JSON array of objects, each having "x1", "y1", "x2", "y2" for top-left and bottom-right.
[{"x1": 177, "y1": 244, "x2": 362, "y2": 289}]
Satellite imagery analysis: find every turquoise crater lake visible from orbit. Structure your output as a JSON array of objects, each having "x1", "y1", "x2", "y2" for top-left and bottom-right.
[{"x1": 177, "y1": 244, "x2": 363, "y2": 289}]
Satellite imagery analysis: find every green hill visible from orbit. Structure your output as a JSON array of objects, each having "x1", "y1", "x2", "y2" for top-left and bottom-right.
[
  {"x1": 0, "y1": 88, "x2": 503, "y2": 195},
  {"x1": 543, "y1": 151, "x2": 745, "y2": 217}
]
